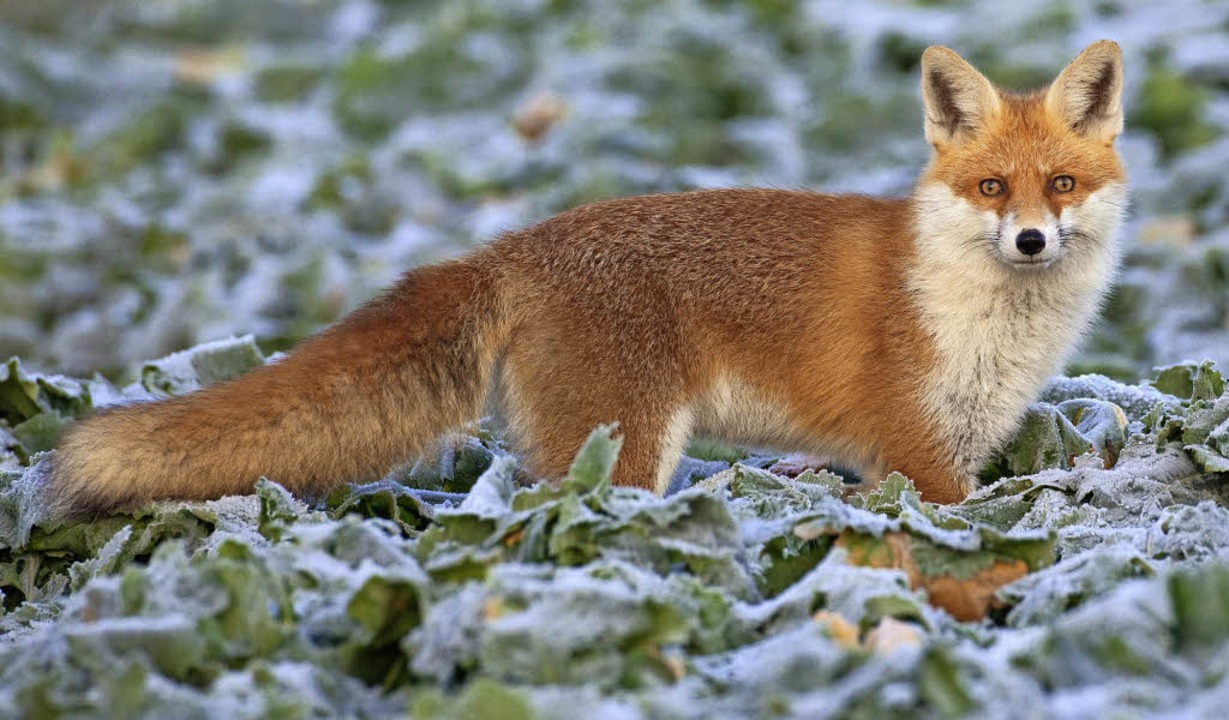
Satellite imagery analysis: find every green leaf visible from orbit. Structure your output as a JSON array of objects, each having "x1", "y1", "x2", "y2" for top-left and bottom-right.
[
  {"x1": 756, "y1": 532, "x2": 833, "y2": 598},
  {"x1": 907, "y1": 538, "x2": 1004, "y2": 581},
  {"x1": 1185, "y1": 444, "x2": 1229, "y2": 473},
  {"x1": 256, "y1": 479, "x2": 301, "y2": 543},
  {"x1": 1151, "y1": 360, "x2": 1224, "y2": 402},
  {"x1": 973, "y1": 526, "x2": 1056, "y2": 573},
  {"x1": 140, "y1": 335, "x2": 265, "y2": 397},
  {"x1": 1170, "y1": 564, "x2": 1229, "y2": 654},
  {"x1": 455, "y1": 455, "x2": 518, "y2": 518},
  {"x1": 327, "y1": 481, "x2": 434, "y2": 535},
  {"x1": 64, "y1": 616, "x2": 209, "y2": 684},
  {"x1": 1182, "y1": 395, "x2": 1229, "y2": 447},
  {"x1": 0, "y1": 357, "x2": 46, "y2": 422},
  {"x1": 562, "y1": 424, "x2": 622, "y2": 495},
  {"x1": 410, "y1": 678, "x2": 539, "y2": 720},
  {"x1": 11, "y1": 411, "x2": 69, "y2": 456},
  {"x1": 1057, "y1": 399, "x2": 1128, "y2": 468},
  {"x1": 1001, "y1": 547, "x2": 1153, "y2": 627},
  {"x1": 918, "y1": 646, "x2": 974, "y2": 716},
  {"x1": 0, "y1": 357, "x2": 92, "y2": 429},
  {"x1": 862, "y1": 472, "x2": 925, "y2": 516},
  {"x1": 196, "y1": 556, "x2": 289, "y2": 663},
  {"x1": 984, "y1": 401, "x2": 1129, "y2": 481},
  {"x1": 447, "y1": 436, "x2": 497, "y2": 493},
  {"x1": 1, "y1": 426, "x2": 24, "y2": 467},
  {"x1": 685, "y1": 437, "x2": 748, "y2": 464},
  {"x1": 347, "y1": 575, "x2": 424, "y2": 648}
]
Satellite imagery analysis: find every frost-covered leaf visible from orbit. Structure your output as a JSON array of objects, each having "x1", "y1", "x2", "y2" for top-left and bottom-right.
[
  {"x1": 411, "y1": 678, "x2": 539, "y2": 720},
  {"x1": 455, "y1": 454, "x2": 518, "y2": 519},
  {"x1": 998, "y1": 545, "x2": 1154, "y2": 626},
  {"x1": 1170, "y1": 564, "x2": 1229, "y2": 656},
  {"x1": 1148, "y1": 502, "x2": 1229, "y2": 561},
  {"x1": 0, "y1": 457, "x2": 54, "y2": 549},
  {"x1": 64, "y1": 615, "x2": 210, "y2": 683},
  {"x1": 0, "y1": 358, "x2": 93, "y2": 464},
  {"x1": 1181, "y1": 394, "x2": 1229, "y2": 446},
  {"x1": 982, "y1": 400, "x2": 1128, "y2": 482},
  {"x1": 790, "y1": 476, "x2": 1053, "y2": 621},
  {"x1": 986, "y1": 403, "x2": 1092, "y2": 478},
  {"x1": 0, "y1": 461, "x2": 217, "y2": 602},
  {"x1": 835, "y1": 530, "x2": 1040, "y2": 622},
  {"x1": 562, "y1": 424, "x2": 621, "y2": 495},
  {"x1": 327, "y1": 480, "x2": 434, "y2": 536},
  {"x1": 391, "y1": 434, "x2": 500, "y2": 494},
  {"x1": 917, "y1": 645, "x2": 975, "y2": 716},
  {"x1": 1179, "y1": 392, "x2": 1229, "y2": 472},
  {"x1": 0, "y1": 357, "x2": 92, "y2": 424},
  {"x1": 1007, "y1": 577, "x2": 1176, "y2": 690},
  {"x1": 1152, "y1": 360, "x2": 1224, "y2": 402},
  {"x1": 477, "y1": 565, "x2": 692, "y2": 688},
  {"x1": 257, "y1": 478, "x2": 302, "y2": 542},
  {"x1": 347, "y1": 574, "x2": 424, "y2": 649},
  {"x1": 1186, "y1": 443, "x2": 1229, "y2": 473},
  {"x1": 1057, "y1": 399, "x2": 1128, "y2": 467},
  {"x1": 140, "y1": 335, "x2": 265, "y2": 397},
  {"x1": 952, "y1": 475, "x2": 1072, "y2": 531},
  {"x1": 68, "y1": 524, "x2": 134, "y2": 591},
  {"x1": 1042, "y1": 374, "x2": 1180, "y2": 420}
]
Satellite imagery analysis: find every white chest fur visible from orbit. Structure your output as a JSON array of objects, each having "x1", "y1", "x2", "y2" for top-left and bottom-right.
[{"x1": 908, "y1": 183, "x2": 1125, "y2": 483}]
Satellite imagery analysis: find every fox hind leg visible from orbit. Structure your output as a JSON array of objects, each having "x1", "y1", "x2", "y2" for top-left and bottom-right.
[{"x1": 498, "y1": 345, "x2": 691, "y2": 494}]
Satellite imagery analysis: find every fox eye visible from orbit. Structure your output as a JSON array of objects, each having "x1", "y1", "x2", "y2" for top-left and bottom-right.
[
  {"x1": 1051, "y1": 175, "x2": 1076, "y2": 193},
  {"x1": 979, "y1": 178, "x2": 1004, "y2": 197}
]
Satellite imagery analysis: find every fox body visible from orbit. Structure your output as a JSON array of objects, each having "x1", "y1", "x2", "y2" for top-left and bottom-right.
[{"x1": 49, "y1": 42, "x2": 1127, "y2": 516}]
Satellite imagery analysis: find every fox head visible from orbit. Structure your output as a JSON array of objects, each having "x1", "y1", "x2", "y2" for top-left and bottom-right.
[{"x1": 914, "y1": 41, "x2": 1126, "y2": 271}]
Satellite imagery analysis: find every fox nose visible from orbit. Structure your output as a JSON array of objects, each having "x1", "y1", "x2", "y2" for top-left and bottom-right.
[{"x1": 1015, "y1": 229, "x2": 1046, "y2": 256}]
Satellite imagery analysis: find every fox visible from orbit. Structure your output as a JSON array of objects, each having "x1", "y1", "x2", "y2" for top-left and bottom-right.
[{"x1": 47, "y1": 41, "x2": 1127, "y2": 516}]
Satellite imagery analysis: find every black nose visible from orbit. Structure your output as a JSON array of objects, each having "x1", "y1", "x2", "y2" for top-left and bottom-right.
[{"x1": 1015, "y1": 229, "x2": 1046, "y2": 256}]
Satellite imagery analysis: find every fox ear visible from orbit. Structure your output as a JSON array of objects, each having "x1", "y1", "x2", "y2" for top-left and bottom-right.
[
  {"x1": 920, "y1": 46, "x2": 1001, "y2": 150},
  {"x1": 1045, "y1": 40, "x2": 1124, "y2": 143}
]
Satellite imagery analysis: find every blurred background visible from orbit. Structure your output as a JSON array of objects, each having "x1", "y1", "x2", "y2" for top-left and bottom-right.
[{"x1": 0, "y1": 0, "x2": 1226, "y2": 380}]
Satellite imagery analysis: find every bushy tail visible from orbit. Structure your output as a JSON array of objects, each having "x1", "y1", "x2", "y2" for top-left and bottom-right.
[{"x1": 50, "y1": 255, "x2": 508, "y2": 517}]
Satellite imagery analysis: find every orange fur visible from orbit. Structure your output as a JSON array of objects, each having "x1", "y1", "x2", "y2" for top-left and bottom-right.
[
  {"x1": 924, "y1": 91, "x2": 1125, "y2": 220},
  {"x1": 48, "y1": 42, "x2": 1127, "y2": 515}
]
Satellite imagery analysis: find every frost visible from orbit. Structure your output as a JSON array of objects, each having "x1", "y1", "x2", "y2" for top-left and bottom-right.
[
  {"x1": 981, "y1": 400, "x2": 1129, "y2": 482},
  {"x1": 140, "y1": 335, "x2": 266, "y2": 397},
  {"x1": 1041, "y1": 374, "x2": 1181, "y2": 420}
]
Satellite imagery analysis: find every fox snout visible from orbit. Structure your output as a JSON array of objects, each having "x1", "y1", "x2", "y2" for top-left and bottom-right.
[
  {"x1": 1015, "y1": 228, "x2": 1046, "y2": 256},
  {"x1": 996, "y1": 210, "x2": 1062, "y2": 266}
]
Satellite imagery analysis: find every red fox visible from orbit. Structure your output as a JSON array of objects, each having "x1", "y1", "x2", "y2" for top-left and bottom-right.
[{"x1": 49, "y1": 41, "x2": 1126, "y2": 515}]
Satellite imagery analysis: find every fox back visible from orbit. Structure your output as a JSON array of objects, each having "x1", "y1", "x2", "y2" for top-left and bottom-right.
[{"x1": 48, "y1": 41, "x2": 1126, "y2": 516}]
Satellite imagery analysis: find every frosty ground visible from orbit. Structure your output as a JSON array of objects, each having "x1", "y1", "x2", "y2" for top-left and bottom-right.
[{"x1": 3, "y1": 338, "x2": 1229, "y2": 717}]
